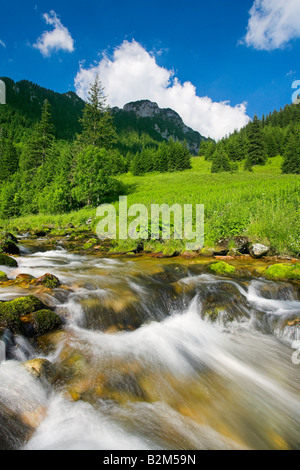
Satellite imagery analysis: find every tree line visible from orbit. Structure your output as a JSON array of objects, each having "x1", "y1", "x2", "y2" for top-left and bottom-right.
[{"x1": 199, "y1": 104, "x2": 300, "y2": 174}]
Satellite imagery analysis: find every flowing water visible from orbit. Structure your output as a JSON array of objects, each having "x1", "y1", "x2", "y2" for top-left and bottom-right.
[{"x1": 0, "y1": 241, "x2": 300, "y2": 450}]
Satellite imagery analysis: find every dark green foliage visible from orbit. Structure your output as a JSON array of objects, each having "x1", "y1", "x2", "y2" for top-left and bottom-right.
[
  {"x1": 112, "y1": 100, "x2": 204, "y2": 155},
  {"x1": 130, "y1": 139, "x2": 191, "y2": 175},
  {"x1": 73, "y1": 145, "x2": 125, "y2": 207},
  {"x1": 0, "y1": 131, "x2": 19, "y2": 179},
  {"x1": 211, "y1": 146, "x2": 237, "y2": 173},
  {"x1": 282, "y1": 128, "x2": 300, "y2": 174},
  {"x1": 77, "y1": 75, "x2": 117, "y2": 150},
  {"x1": 246, "y1": 115, "x2": 267, "y2": 168}
]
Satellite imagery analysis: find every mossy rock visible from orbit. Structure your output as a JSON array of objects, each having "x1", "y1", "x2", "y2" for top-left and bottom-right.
[
  {"x1": 0, "y1": 296, "x2": 45, "y2": 332},
  {"x1": 31, "y1": 310, "x2": 62, "y2": 335},
  {"x1": 34, "y1": 273, "x2": 61, "y2": 289},
  {"x1": 263, "y1": 264, "x2": 300, "y2": 281},
  {"x1": 0, "y1": 271, "x2": 8, "y2": 282},
  {"x1": 162, "y1": 246, "x2": 179, "y2": 258},
  {"x1": 0, "y1": 232, "x2": 19, "y2": 255},
  {"x1": 208, "y1": 261, "x2": 236, "y2": 276},
  {"x1": 0, "y1": 254, "x2": 18, "y2": 268}
]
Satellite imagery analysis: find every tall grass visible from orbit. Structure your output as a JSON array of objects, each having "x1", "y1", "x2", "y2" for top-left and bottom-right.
[{"x1": 1, "y1": 156, "x2": 299, "y2": 256}]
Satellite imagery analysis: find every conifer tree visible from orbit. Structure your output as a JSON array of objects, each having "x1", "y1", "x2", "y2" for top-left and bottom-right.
[
  {"x1": 22, "y1": 99, "x2": 54, "y2": 171},
  {"x1": 282, "y1": 128, "x2": 300, "y2": 174},
  {"x1": 78, "y1": 75, "x2": 117, "y2": 149},
  {"x1": 246, "y1": 114, "x2": 267, "y2": 167}
]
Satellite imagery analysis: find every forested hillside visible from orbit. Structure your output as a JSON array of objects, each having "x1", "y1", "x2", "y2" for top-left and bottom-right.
[
  {"x1": 0, "y1": 77, "x2": 192, "y2": 218},
  {"x1": 200, "y1": 102, "x2": 300, "y2": 174}
]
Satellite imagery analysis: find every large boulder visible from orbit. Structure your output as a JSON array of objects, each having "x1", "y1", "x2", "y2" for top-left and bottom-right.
[
  {"x1": 0, "y1": 296, "x2": 45, "y2": 332},
  {"x1": 0, "y1": 254, "x2": 18, "y2": 268},
  {"x1": 0, "y1": 296, "x2": 62, "y2": 336},
  {"x1": 263, "y1": 263, "x2": 300, "y2": 281},
  {"x1": 249, "y1": 243, "x2": 270, "y2": 259}
]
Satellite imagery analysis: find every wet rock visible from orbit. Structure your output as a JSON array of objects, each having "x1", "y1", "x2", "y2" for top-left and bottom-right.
[
  {"x1": 258, "y1": 282, "x2": 299, "y2": 301},
  {"x1": 0, "y1": 403, "x2": 32, "y2": 450},
  {"x1": 0, "y1": 253, "x2": 18, "y2": 267},
  {"x1": 0, "y1": 295, "x2": 45, "y2": 333},
  {"x1": 34, "y1": 273, "x2": 61, "y2": 289},
  {"x1": 30, "y1": 310, "x2": 62, "y2": 336},
  {"x1": 22, "y1": 358, "x2": 56, "y2": 384},
  {"x1": 249, "y1": 243, "x2": 270, "y2": 259},
  {"x1": 201, "y1": 281, "x2": 250, "y2": 323}
]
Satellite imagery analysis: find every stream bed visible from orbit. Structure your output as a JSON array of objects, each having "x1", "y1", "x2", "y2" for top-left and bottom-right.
[{"x1": 0, "y1": 240, "x2": 300, "y2": 450}]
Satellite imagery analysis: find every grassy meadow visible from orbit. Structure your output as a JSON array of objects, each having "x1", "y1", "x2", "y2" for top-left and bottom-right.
[{"x1": 1, "y1": 156, "x2": 299, "y2": 256}]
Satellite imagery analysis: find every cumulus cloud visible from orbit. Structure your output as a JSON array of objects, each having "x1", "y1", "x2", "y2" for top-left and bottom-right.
[
  {"x1": 74, "y1": 40, "x2": 250, "y2": 140},
  {"x1": 33, "y1": 10, "x2": 74, "y2": 57},
  {"x1": 242, "y1": 0, "x2": 300, "y2": 50}
]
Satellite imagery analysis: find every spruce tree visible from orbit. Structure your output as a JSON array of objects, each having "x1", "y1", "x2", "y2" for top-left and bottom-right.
[
  {"x1": 211, "y1": 146, "x2": 234, "y2": 173},
  {"x1": 78, "y1": 75, "x2": 116, "y2": 150},
  {"x1": 282, "y1": 129, "x2": 300, "y2": 174},
  {"x1": 22, "y1": 99, "x2": 54, "y2": 171},
  {"x1": 246, "y1": 115, "x2": 267, "y2": 167}
]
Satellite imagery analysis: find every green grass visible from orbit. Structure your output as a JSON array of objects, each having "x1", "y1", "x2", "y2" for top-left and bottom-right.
[{"x1": 1, "y1": 156, "x2": 299, "y2": 256}]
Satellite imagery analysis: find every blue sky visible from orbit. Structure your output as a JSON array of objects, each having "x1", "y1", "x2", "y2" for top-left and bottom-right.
[{"x1": 1, "y1": 0, "x2": 300, "y2": 139}]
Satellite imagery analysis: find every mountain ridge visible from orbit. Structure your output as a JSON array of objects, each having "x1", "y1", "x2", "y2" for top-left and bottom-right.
[{"x1": 0, "y1": 77, "x2": 205, "y2": 153}]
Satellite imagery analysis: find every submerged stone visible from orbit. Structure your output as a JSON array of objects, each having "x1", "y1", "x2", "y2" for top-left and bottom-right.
[{"x1": 22, "y1": 358, "x2": 56, "y2": 384}]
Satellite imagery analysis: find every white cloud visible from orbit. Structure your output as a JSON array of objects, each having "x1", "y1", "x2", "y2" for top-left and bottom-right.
[
  {"x1": 242, "y1": 0, "x2": 300, "y2": 50},
  {"x1": 74, "y1": 40, "x2": 250, "y2": 140},
  {"x1": 33, "y1": 10, "x2": 74, "y2": 57},
  {"x1": 0, "y1": 40, "x2": 6, "y2": 48}
]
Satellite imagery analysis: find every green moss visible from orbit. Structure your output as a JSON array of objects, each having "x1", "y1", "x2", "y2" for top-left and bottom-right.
[
  {"x1": 31, "y1": 310, "x2": 62, "y2": 335},
  {"x1": 35, "y1": 274, "x2": 60, "y2": 289},
  {"x1": 83, "y1": 242, "x2": 93, "y2": 250},
  {"x1": 0, "y1": 295, "x2": 45, "y2": 331},
  {"x1": 0, "y1": 254, "x2": 18, "y2": 267},
  {"x1": 263, "y1": 263, "x2": 300, "y2": 281},
  {"x1": 208, "y1": 261, "x2": 236, "y2": 275},
  {"x1": 0, "y1": 271, "x2": 8, "y2": 282}
]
